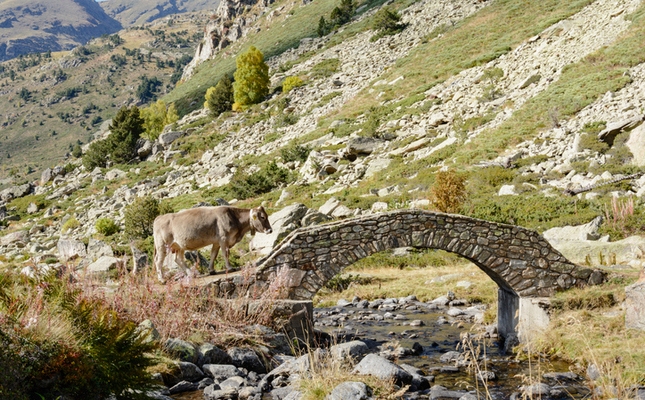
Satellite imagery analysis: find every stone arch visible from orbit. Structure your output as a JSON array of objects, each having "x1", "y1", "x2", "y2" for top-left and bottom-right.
[
  {"x1": 230, "y1": 209, "x2": 602, "y2": 341},
  {"x1": 250, "y1": 210, "x2": 596, "y2": 299}
]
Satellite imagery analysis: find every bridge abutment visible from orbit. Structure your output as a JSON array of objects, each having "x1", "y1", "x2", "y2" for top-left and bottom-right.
[{"x1": 498, "y1": 288, "x2": 551, "y2": 344}]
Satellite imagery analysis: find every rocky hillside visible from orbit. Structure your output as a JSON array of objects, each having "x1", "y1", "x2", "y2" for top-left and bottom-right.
[
  {"x1": 99, "y1": 0, "x2": 219, "y2": 27},
  {"x1": 0, "y1": 0, "x2": 122, "y2": 61},
  {"x1": 3, "y1": 0, "x2": 645, "y2": 274}
]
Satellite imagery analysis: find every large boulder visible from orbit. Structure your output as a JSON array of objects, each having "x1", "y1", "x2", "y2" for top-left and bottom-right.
[
  {"x1": 626, "y1": 278, "x2": 645, "y2": 331},
  {"x1": 250, "y1": 203, "x2": 308, "y2": 255},
  {"x1": 87, "y1": 238, "x2": 114, "y2": 261},
  {"x1": 87, "y1": 256, "x2": 122, "y2": 273},
  {"x1": 542, "y1": 216, "x2": 602, "y2": 242},
  {"x1": 159, "y1": 131, "x2": 185, "y2": 146},
  {"x1": 57, "y1": 239, "x2": 87, "y2": 261},
  {"x1": 346, "y1": 137, "x2": 383, "y2": 156},
  {"x1": 0, "y1": 183, "x2": 33, "y2": 202},
  {"x1": 1, "y1": 230, "x2": 29, "y2": 246}
]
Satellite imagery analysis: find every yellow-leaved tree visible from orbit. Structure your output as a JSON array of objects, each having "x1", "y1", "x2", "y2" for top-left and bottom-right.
[
  {"x1": 141, "y1": 100, "x2": 179, "y2": 140},
  {"x1": 233, "y1": 46, "x2": 269, "y2": 110}
]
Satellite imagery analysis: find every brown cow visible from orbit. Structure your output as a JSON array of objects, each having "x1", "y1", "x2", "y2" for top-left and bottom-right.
[{"x1": 149, "y1": 205, "x2": 272, "y2": 282}]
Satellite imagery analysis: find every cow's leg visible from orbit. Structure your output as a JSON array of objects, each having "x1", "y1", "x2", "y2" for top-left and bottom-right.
[
  {"x1": 220, "y1": 240, "x2": 232, "y2": 274},
  {"x1": 154, "y1": 244, "x2": 167, "y2": 283},
  {"x1": 207, "y1": 244, "x2": 220, "y2": 275},
  {"x1": 174, "y1": 249, "x2": 193, "y2": 278}
]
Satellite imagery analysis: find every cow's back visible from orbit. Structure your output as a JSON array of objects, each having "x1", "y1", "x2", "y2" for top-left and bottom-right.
[{"x1": 170, "y1": 206, "x2": 234, "y2": 250}]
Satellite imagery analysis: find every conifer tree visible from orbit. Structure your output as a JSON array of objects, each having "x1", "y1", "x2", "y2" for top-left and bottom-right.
[
  {"x1": 204, "y1": 75, "x2": 234, "y2": 116},
  {"x1": 233, "y1": 47, "x2": 269, "y2": 109},
  {"x1": 108, "y1": 105, "x2": 144, "y2": 164}
]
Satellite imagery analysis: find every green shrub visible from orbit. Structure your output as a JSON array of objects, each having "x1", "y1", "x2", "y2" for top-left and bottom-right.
[
  {"x1": 0, "y1": 272, "x2": 158, "y2": 400},
  {"x1": 124, "y1": 196, "x2": 172, "y2": 239},
  {"x1": 370, "y1": 7, "x2": 406, "y2": 41},
  {"x1": 281, "y1": 144, "x2": 311, "y2": 163},
  {"x1": 95, "y1": 218, "x2": 120, "y2": 236},
  {"x1": 229, "y1": 161, "x2": 291, "y2": 200},
  {"x1": 324, "y1": 273, "x2": 373, "y2": 292},
  {"x1": 62, "y1": 217, "x2": 80, "y2": 233},
  {"x1": 578, "y1": 133, "x2": 609, "y2": 154},
  {"x1": 282, "y1": 76, "x2": 305, "y2": 93}
]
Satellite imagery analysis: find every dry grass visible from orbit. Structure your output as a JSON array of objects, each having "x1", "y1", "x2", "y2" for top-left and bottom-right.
[{"x1": 314, "y1": 256, "x2": 498, "y2": 309}]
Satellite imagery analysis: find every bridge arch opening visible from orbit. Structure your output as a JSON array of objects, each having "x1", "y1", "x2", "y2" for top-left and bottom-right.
[{"x1": 250, "y1": 210, "x2": 596, "y2": 341}]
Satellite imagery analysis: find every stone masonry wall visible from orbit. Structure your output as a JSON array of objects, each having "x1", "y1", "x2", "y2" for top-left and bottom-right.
[{"x1": 207, "y1": 210, "x2": 603, "y2": 300}]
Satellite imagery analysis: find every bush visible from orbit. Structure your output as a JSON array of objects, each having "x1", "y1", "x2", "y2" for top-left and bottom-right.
[
  {"x1": 124, "y1": 196, "x2": 172, "y2": 239},
  {"x1": 62, "y1": 217, "x2": 80, "y2": 233},
  {"x1": 233, "y1": 46, "x2": 269, "y2": 109},
  {"x1": 205, "y1": 75, "x2": 234, "y2": 116},
  {"x1": 95, "y1": 218, "x2": 120, "y2": 236},
  {"x1": 229, "y1": 161, "x2": 291, "y2": 200},
  {"x1": 370, "y1": 7, "x2": 406, "y2": 41},
  {"x1": 141, "y1": 100, "x2": 179, "y2": 141},
  {"x1": 0, "y1": 273, "x2": 159, "y2": 400},
  {"x1": 430, "y1": 169, "x2": 467, "y2": 213},
  {"x1": 282, "y1": 76, "x2": 304, "y2": 93},
  {"x1": 281, "y1": 144, "x2": 311, "y2": 163}
]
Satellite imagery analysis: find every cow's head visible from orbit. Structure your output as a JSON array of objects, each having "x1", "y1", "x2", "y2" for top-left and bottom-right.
[{"x1": 249, "y1": 206, "x2": 272, "y2": 235}]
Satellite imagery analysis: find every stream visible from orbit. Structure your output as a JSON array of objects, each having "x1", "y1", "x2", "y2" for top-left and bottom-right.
[{"x1": 172, "y1": 296, "x2": 592, "y2": 399}]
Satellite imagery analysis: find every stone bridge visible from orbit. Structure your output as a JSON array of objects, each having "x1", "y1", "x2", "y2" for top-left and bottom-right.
[{"x1": 209, "y1": 209, "x2": 603, "y2": 341}]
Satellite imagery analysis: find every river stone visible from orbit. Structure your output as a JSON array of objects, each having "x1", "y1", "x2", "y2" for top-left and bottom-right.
[
  {"x1": 198, "y1": 343, "x2": 233, "y2": 367},
  {"x1": 430, "y1": 385, "x2": 467, "y2": 400},
  {"x1": 202, "y1": 364, "x2": 244, "y2": 382},
  {"x1": 57, "y1": 238, "x2": 86, "y2": 261},
  {"x1": 352, "y1": 354, "x2": 412, "y2": 385},
  {"x1": 228, "y1": 347, "x2": 266, "y2": 374},
  {"x1": 204, "y1": 385, "x2": 237, "y2": 400},
  {"x1": 330, "y1": 340, "x2": 369, "y2": 362},
  {"x1": 328, "y1": 381, "x2": 371, "y2": 400},
  {"x1": 522, "y1": 383, "x2": 551, "y2": 396},
  {"x1": 625, "y1": 280, "x2": 645, "y2": 331},
  {"x1": 219, "y1": 375, "x2": 245, "y2": 389},
  {"x1": 498, "y1": 185, "x2": 518, "y2": 196},
  {"x1": 440, "y1": 351, "x2": 461, "y2": 364},
  {"x1": 178, "y1": 361, "x2": 205, "y2": 382},
  {"x1": 169, "y1": 380, "x2": 198, "y2": 394},
  {"x1": 136, "y1": 319, "x2": 160, "y2": 344},
  {"x1": 165, "y1": 338, "x2": 198, "y2": 364}
]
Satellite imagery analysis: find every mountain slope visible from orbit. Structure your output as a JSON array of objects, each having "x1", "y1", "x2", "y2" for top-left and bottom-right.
[
  {"x1": 0, "y1": 0, "x2": 122, "y2": 61},
  {"x1": 99, "y1": 0, "x2": 219, "y2": 27}
]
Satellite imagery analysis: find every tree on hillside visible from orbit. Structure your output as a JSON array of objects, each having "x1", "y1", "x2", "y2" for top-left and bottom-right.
[
  {"x1": 233, "y1": 46, "x2": 269, "y2": 110},
  {"x1": 371, "y1": 7, "x2": 406, "y2": 40},
  {"x1": 317, "y1": 0, "x2": 355, "y2": 36},
  {"x1": 141, "y1": 100, "x2": 179, "y2": 140},
  {"x1": 136, "y1": 76, "x2": 162, "y2": 103},
  {"x1": 205, "y1": 75, "x2": 234, "y2": 116},
  {"x1": 109, "y1": 106, "x2": 145, "y2": 164},
  {"x1": 83, "y1": 106, "x2": 144, "y2": 169}
]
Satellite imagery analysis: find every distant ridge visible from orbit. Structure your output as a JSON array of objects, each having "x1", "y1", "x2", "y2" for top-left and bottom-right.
[
  {"x1": 0, "y1": 0, "x2": 122, "y2": 61},
  {"x1": 99, "y1": 0, "x2": 218, "y2": 27}
]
